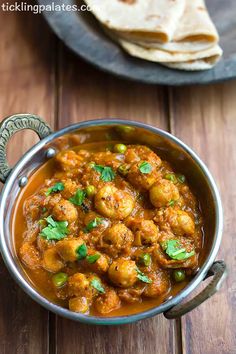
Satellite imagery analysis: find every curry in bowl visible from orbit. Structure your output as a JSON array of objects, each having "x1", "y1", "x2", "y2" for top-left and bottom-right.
[{"x1": 13, "y1": 139, "x2": 203, "y2": 316}]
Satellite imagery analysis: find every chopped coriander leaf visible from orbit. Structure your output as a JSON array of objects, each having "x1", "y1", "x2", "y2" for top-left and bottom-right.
[
  {"x1": 93, "y1": 164, "x2": 115, "y2": 182},
  {"x1": 84, "y1": 217, "x2": 104, "y2": 233},
  {"x1": 86, "y1": 254, "x2": 101, "y2": 264},
  {"x1": 76, "y1": 243, "x2": 87, "y2": 260},
  {"x1": 177, "y1": 174, "x2": 186, "y2": 184},
  {"x1": 40, "y1": 216, "x2": 69, "y2": 241},
  {"x1": 168, "y1": 200, "x2": 176, "y2": 207},
  {"x1": 139, "y1": 161, "x2": 152, "y2": 174},
  {"x1": 69, "y1": 188, "x2": 86, "y2": 206},
  {"x1": 162, "y1": 240, "x2": 195, "y2": 261},
  {"x1": 90, "y1": 278, "x2": 105, "y2": 293},
  {"x1": 136, "y1": 268, "x2": 152, "y2": 283},
  {"x1": 42, "y1": 207, "x2": 47, "y2": 213},
  {"x1": 165, "y1": 173, "x2": 177, "y2": 183},
  {"x1": 138, "y1": 253, "x2": 151, "y2": 267},
  {"x1": 45, "y1": 182, "x2": 64, "y2": 196},
  {"x1": 45, "y1": 215, "x2": 57, "y2": 227}
]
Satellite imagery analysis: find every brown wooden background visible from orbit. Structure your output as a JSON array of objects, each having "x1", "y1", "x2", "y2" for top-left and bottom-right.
[{"x1": 0, "y1": 8, "x2": 235, "y2": 354}]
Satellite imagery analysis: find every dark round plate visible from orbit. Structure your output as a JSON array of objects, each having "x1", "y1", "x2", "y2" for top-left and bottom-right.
[{"x1": 38, "y1": 0, "x2": 236, "y2": 85}]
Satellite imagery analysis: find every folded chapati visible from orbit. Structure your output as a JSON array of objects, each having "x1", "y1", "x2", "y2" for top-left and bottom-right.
[
  {"x1": 162, "y1": 57, "x2": 221, "y2": 71},
  {"x1": 85, "y1": 0, "x2": 186, "y2": 42},
  {"x1": 108, "y1": 0, "x2": 219, "y2": 52},
  {"x1": 85, "y1": 0, "x2": 223, "y2": 71},
  {"x1": 118, "y1": 38, "x2": 222, "y2": 63}
]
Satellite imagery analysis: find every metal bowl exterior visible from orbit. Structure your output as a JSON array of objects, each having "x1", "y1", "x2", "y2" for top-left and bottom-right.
[{"x1": 0, "y1": 119, "x2": 223, "y2": 325}]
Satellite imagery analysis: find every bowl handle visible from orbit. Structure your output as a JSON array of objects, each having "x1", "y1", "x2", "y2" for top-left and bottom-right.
[
  {"x1": 0, "y1": 113, "x2": 52, "y2": 183},
  {"x1": 164, "y1": 260, "x2": 227, "y2": 319}
]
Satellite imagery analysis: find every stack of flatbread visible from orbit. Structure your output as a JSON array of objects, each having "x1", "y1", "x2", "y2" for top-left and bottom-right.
[{"x1": 84, "y1": 0, "x2": 222, "y2": 71}]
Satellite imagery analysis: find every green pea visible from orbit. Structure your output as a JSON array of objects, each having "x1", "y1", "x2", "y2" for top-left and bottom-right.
[
  {"x1": 86, "y1": 185, "x2": 96, "y2": 197},
  {"x1": 118, "y1": 164, "x2": 129, "y2": 176},
  {"x1": 116, "y1": 126, "x2": 135, "y2": 134},
  {"x1": 138, "y1": 253, "x2": 151, "y2": 267},
  {"x1": 88, "y1": 161, "x2": 95, "y2": 168},
  {"x1": 165, "y1": 173, "x2": 177, "y2": 183},
  {"x1": 114, "y1": 143, "x2": 127, "y2": 154},
  {"x1": 52, "y1": 272, "x2": 68, "y2": 287},
  {"x1": 173, "y1": 270, "x2": 186, "y2": 282}
]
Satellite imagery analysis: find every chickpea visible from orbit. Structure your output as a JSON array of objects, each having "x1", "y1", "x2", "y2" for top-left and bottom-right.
[
  {"x1": 61, "y1": 179, "x2": 79, "y2": 199},
  {"x1": 42, "y1": 248, "x2": 64, "y2": 273},
  {"x1": 87, "y1": 251, "x2": 109, "y2": 273},
  {"x1": 52, "y1": 199, "x2": 78, "y2": 223},
  {"x1": 45, "y1": 193, "x2": 61, "y2": 209},
  {"x1": 133, "y1": 220, "x2": 159, "y2": 245},
  {"x1": 143, "y1": 270, "x2": 170, "y2": 298},
  {"x1": 84, "y1": 211, "x2": 101, "y2": 226},
  {"x1": 125, "y1": 146, "x2": 161, "y2": 167},
  {"x1": 56, "y1": 150, "x2": 83, "y2": 171},
  {"x1": 56, "y1": 238, "x2": 84, "y2": 262},
  {"x1": 168, "y1": 210, "x2": 195, "y2": 236},
  {"x1": 127, "y1": 164, "x2": 158, "y2": 190},
  {"x1": 94, "y1": 289, "x2": 121, "y2": 314},
  {"x1": 103, "y1": 224, "x2": 134, "y2": 255},
  {"x1": 68, "y1": 273, "x2": 93, "y2": 300},
  {"x1": 69, "y1": 297, "x2": 89, "y2": 313},
  {"x1": 152, "y1": 234, "x2": 197, "y2": 269},
  {"x1": 19, "y1": 242, "x2": 41, "y2": 269},
  {"x1": 118, "y1": 287, "x2": 144, "y2": 303},
  {"x1": 108, "y1": 259, "x2": 137, "y2": 288},
  {"x1": 95, "y1": 185, "x2": 134, "y2": 220},
  {"x1": 149, "y1": 179, "x2": 179, "y2": 208}
]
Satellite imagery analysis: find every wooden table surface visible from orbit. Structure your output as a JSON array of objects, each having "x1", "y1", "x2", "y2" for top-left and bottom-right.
[{"x1": 0, "y1": 9, "x2": 235, "y2": 354}]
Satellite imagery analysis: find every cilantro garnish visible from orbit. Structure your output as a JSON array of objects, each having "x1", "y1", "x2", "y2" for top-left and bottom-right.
[
  {"x1": 168, "y1": 200, "x2": 176, "y2": 207},
  {"x1": 139, "y1": 161, "x2": 152, "y2": 174},
  {"x1": 76, "y1": 244, "x2": 87, "y2": 260},
  {"x1": 69, "y1": 189, "x2": 86, "y2": 206},
  {"x1": 136, "y1": 268, "x2": 152, "y2": 283},
  {"x1": 40, "y1": 216, "x2": 69, "y2": 241},
  {"x1": 87, "y1": 254, "x2": 101, "y2": 264},
  {"x1": 84, "y1": 217, "x2": 104, "y2": 233},
  {"x1": 161, "y1": 240, "x2": 195, "y2": 260},
  {"x1": 90, "y1": 278, "x2": 105, "y2": 293},
  {"x1": 45, "y1": 182, "x2": 64, "y2": 196},
  {"x1": 93, "y1": 164, "x2": 115, "y2": 182}
]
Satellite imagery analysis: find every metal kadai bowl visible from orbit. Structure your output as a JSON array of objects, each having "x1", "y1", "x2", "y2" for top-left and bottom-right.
[{"x1": 0, "y1": 114, "x2": 227, "y2": 325}]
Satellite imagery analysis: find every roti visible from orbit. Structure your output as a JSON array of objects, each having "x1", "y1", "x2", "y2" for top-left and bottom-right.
[
  {"x1": 85, "y1": 0, "x2": 223, "y2": 71},
  {"x1": 109, "y1": 0, "x2": 219, "y2": 53},
  {"x1": 117, "y1": 38, "x2": 222, "y2": 64},
  {"x1": 85, "y1": 0, "x2": 185, "y2": 42}
]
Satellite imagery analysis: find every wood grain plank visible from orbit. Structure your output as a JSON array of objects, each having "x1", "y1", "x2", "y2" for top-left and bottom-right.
[
  {"x1": 169, "y1": 81, "x2": 236, "y2": 354},
  {"x1": 0, "y1": 9, "x2": 56, "y2": 354},
  {"x1": 56, "y1": 47, "x2": 179, "y2": 354}
]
